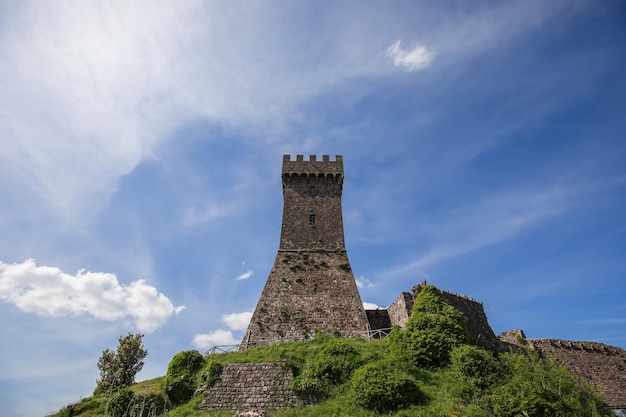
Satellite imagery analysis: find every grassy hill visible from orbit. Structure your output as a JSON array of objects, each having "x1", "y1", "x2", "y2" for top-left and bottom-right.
[{"x1": 49, "y1": 286, "x2": 611, "y2": 417}]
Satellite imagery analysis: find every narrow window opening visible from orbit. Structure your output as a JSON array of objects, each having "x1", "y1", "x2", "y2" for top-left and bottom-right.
[
  {"x1": 309, "y1": 186, "x2": 316, "y2": 196},
  {"x1": 309, "y1": 214, "x2": 316, "y2": 224}
]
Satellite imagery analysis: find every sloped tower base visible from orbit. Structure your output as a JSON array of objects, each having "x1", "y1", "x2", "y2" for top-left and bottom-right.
[{"x1": 243, "y1": 250, "x2": 369, "y2": 346}]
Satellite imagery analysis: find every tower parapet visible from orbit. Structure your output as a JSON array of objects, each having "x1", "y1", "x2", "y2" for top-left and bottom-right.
[{"x1": 282, "y1": 155, "x2": 344, "y2": 177}]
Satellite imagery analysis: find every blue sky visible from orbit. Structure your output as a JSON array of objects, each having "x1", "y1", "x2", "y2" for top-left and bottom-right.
[{"x1": 1, "y1": 1, "x2": 625, "y2": 415}]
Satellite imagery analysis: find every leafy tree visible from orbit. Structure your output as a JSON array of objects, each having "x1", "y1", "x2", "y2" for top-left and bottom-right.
[
  {"x1": 95, "y1": 333, "x2": 147, "y2": 395},
  {"x1": 390, "y1": 285, "x2": 466, "y2": 368}
]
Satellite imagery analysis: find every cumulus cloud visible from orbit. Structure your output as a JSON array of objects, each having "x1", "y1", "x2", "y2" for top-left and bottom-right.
[
  {"x1": 192, "y1": 311, "x2": 252, "y2": 350},
  {"x1": 235, "y1": 270, "x2": 254, "y2": 281},
  {"x1": 222, "y1": 311, "x2": 253, "y2": 330},
  {"x1": 386, "y1": 39, "x2": 435, "y2": 72},
  {"x1": 192, "y1": 329, "x2": 238, "y2": 350},
  {"x1": 363, "y1": 302, "x2": 381, "y2": 310},
  {"x1": 0, "y1": 259, "x2": 185, "y2": 332}
]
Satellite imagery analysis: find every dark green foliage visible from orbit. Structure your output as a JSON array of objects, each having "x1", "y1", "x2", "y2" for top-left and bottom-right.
[
  {"x1": 389, "y1": 285, "x2": 466, "y2": 368},
  {"x1": 203, "y1": 359, "x2": 223, "y2": 387},
  {"x1": 95, "y1": 333, "x2": 148, "y2": 395},
  {"x1": 292, "y1": 337, "x2": 363, "y2": 401},
  {"x1": 106, "y1": 388, "x2": 133, "y2": 417},
  {"x1": 450, "y1": 344, "x2": 500, "y2": 390},
  {"x1": 165, "y1": 350, "x2": 206, "y2": 405},
  {"x1": 486, "y1": 352, "x2": 609, "y2": 417},
  {"x1": 350, "y1": 360, "x2": 424, "y2": 413},
  {"x1": 105, "y1": 387, "x2": 169, "y2": 417}
]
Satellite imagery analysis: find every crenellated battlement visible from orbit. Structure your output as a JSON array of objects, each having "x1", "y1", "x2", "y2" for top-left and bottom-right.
[{"x1": 282, "y1": 154, "x2": 343, "y2": 177}]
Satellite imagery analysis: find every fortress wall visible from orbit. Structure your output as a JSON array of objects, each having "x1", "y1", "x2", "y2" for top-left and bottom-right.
[
  {"x1": 440, "y1": 292, "x2": 501, "y2": 350},
  {"x1": 198, "y1": 363, "x2": 300, "y2": 412},
  {"x1": 529, "y1": 339, "x2": 626, "y2": 408},
  {"x1": 387, "y1": 292, "x2": 413, "y2": 328}
]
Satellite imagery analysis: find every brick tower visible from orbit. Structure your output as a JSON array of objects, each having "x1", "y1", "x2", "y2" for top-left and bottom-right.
[{"x1": 242, "y1": 155, "x2": 370, "y2": 347}]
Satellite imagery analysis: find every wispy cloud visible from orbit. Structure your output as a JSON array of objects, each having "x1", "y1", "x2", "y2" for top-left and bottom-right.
[
  {"x1": 387, "y1": 184, "x2": 573, "y2": 278},
  {"x1": 182, "y1": 201, "x2": 232, "y2": 227},
  {"x1": 0, "y1": 259, "x2": 185, "y2": 332},
  {"x1": 386, "y1": 39, "x2": 435, "y2": 72},
  {"x1": 235, "y1": 270, "x2": 254, "y2": 281}
]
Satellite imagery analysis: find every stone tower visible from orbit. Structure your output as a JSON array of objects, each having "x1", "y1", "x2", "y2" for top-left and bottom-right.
[{"x1": 242, "y1": 155, "x2": 370, "y2": 347}]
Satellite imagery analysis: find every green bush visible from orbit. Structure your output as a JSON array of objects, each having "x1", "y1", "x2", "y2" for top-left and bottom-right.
[
  {"x1": 487, "y1": 352, "x2": 609, "y2": 417},
  {"x1": 104, "y1": 388, "x2": 169, "y2": 417},
  {"x1": 165, "y1": 350, "x2": 205, "y2": 405},
  {"x1": 106, "y1": 388, "x2": 133, "y2": 417},
  {"x1": 202, "y1": 359, "x2": 223, "y2": 387},
  {"x1": 350, "y1": 360, "x2": 424, "y2": 413},
  {"x1": 450, "y1": 344, "x2": 500, "y2": 390},
  {"x1": 389, "y1": 285, "x2": 466, "y2": 368},
  {"x1": 292, "y1": 337, "x2": 363, "y2": 401}
]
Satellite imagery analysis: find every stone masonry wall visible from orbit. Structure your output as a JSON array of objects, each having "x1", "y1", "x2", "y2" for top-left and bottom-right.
[
  {"x1": 500, "y1": 331, "x2": 626, "y2": 408},
  {"x1": 198, "y1": 363, "x2": 301, "y2": 413},
  {"x1": 365, "y1": 309, "x2": 391, "y2": 332},
  {"x1": 243, "y1": 250, "x2": 370, "y2": 346},
  {"x1": 387, "y1": 292, "x2": 414, "y2": 329},
  {"x1": 280, "y1": 155, "x2": 345, "y2": 251}
]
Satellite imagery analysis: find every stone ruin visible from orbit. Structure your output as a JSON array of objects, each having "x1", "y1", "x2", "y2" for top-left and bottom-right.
[{"x1": 198, "y1": 155, "x2": 626, "y2": 412}]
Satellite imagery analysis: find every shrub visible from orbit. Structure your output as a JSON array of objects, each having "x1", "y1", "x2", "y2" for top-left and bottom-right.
[
  {"x1": 203, "y1": 359, "x2": 223, "y2": 388},
  {"x1": 165, "y1": 350, "x2": 205, "y2": 405},
  {"x1": 292, "y1": 338, "x2": 363, "y2": 402},
  {"x1": 106, "y1": 388, "x2": 134, "y2": 417},
  {"x1": 450, "y1": 345, "x2": 500, "y2": 390},
  {"x1": 487, "y1": 352, "x2": 609, "y2": 417},
  {"x1": 351, "y1": 360, "x2": 424, "y2": 413},
  {"x1": 389, "y1": 285, "x2": 466, "y2": 368}
]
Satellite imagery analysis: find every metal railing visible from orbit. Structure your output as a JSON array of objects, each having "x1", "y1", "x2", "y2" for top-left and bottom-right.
[{"x1": 204, "y1": 327, "x2": 394, "y2": 355}]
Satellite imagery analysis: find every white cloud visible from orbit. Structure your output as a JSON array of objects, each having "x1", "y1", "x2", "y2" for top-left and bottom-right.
[
  {"x1": 235, "y1": 270, "x2": 254, "y2": 281},
  {"x1": 0, "y1": 259, "x2": 184, "y2": 332},
  {"x1": 222, "y1": 311, "x2": 253, "y2": 330},
  {"x1": 356, "y1": 275, "x2": 375, "y2": 289},
  {"x1": 363, "y1": 302, "x2": 381, "y2": 310},
  {"x1": 192, "y1": 329, "x2": 238, "y2": 350},
  {"x1": 386, "y1": 39, "x2": 435, "y2": 72}
]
